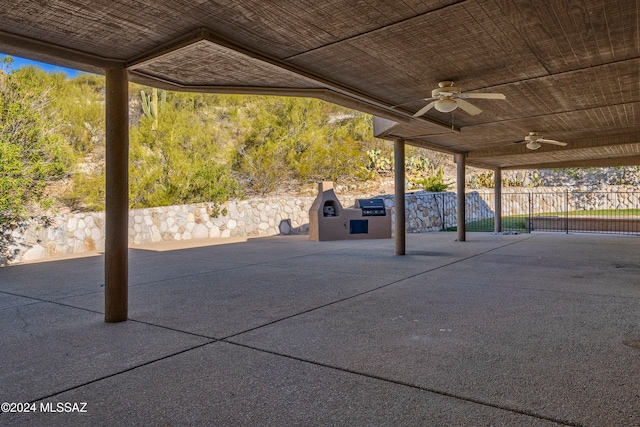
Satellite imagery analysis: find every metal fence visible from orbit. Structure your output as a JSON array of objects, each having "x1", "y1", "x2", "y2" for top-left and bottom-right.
[{"x1": 462, "y1": 190, "x2": 640, "y2": 235}]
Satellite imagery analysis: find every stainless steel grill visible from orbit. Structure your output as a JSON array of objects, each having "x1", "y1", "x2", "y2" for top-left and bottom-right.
[{"x1": 357, "y1": 199, "x2": 387, "y2": 216}]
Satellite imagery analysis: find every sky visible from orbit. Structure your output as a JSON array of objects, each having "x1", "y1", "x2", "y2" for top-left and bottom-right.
[{"x1": 1, "y1": 53, "x2": 81, "y2": 78}]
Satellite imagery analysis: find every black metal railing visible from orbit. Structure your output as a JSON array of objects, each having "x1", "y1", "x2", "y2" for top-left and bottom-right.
[
  {"x1": 528, "y1": 191, "x2": 640, "y2": 234},
  {"x1": 460, "y1": 190, "x2": 640, "y2": 235}
]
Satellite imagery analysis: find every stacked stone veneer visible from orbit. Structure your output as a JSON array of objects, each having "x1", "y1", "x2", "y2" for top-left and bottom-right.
[{"x1": 8, "y1": 186, "x2": 640, "y2": 263}]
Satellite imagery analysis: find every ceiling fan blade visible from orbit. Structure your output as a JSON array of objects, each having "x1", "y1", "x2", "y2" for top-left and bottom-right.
[
  {"x1": 413, "y1": 101, "x2": 436, "y2": 117},
  {"x1": 456, "y1": 99, "x2": 482, "y2": 115},
  {"x1": 540, "y1": 138, "x2": 567, "y2": 146},
  {"x1": 512, "y1": 140, "x2": 527, "y2": 144},
  {"x1": 391, "y1": 97, "x2": 433, "y2": 109},
  {"x1": 465, "y1": 93, "x2": 506, "y2": 100}
]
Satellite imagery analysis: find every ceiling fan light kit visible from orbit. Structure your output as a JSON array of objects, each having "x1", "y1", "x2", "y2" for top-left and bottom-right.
[{"x1": 434, "y1": 98, "x2": 458, "y2": 113}]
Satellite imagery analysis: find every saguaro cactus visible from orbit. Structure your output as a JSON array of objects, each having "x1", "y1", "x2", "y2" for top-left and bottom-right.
[{"x1": 141, "y1": 88, "x2": 166, "y2": 130}]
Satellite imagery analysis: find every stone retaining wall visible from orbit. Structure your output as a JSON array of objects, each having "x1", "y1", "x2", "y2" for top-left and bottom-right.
[
  {"x1": 9, "y1": 197, "x2": 315, "y2": 263},
  {"x1": 6, "y1": 186, "x2": 640, "y2": 263}
]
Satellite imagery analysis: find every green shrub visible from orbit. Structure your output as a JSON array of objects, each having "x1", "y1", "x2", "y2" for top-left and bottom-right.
[
  {"x1": 0, "y1": 61, "x2": 73, "y2": 224},
  {"x1": 413, "y1": 167, "x2": 450, "y2": 192}
]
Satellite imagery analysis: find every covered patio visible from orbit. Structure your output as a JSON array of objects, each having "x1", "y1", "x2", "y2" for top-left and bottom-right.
[
  {"x1": 2, "y1": 0, "x2": 639, "y2": 321},
  {"x1": 2, "y1": 232, "x2": 639, "y2": 426},
  {"x1": 1, "y1": 1, "x2": 640, "y2": 425}
]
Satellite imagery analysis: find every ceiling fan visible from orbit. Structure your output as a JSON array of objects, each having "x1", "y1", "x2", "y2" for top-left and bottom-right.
[
  {"x1": 412, "y1": 81, "x2": 505, "y2": 117},
  {"x1": 514, "y1": 132, "x2": 568, "y2": 150}
]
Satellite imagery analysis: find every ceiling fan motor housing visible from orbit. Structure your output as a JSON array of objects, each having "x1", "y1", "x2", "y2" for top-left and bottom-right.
[
  {"x1": 431, "y1": 86, "x2": 461, "y2": 98},
  {"x1": 525, "y1": 132, "x2": 540, "y2": 142}
]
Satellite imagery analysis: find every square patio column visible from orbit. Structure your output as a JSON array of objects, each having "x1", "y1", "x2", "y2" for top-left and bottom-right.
[
  {"x1": 394, "y1": 139, "x2": 406, "y2": 255},
  {"x1": 104, "y1": 64, "x2": 129, "y2": 322},
  {"x1": 494, "y1": 168, "x2": 502, "y2": 233},
  {"x1": 455, "y1": 153, "x2": 466, "y2": 242}
]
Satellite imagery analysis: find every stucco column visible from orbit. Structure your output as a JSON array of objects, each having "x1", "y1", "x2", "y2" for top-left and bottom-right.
[
  {"x1": 494, "y1": 168, "x2": 502, "y2": 233},
  {"x1": 455, "y1": 153, "x2": 466, "y2": 242},
  {"x1": 394, "y1": 139, "x2": 406, "y2": 255},
  {"x1": 104, "y1": 64, "x2": 129, "y2": 322}
]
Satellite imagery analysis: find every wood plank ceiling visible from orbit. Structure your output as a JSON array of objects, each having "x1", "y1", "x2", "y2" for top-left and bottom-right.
[{"x1": 1, "y1": 0, "x2": 638, "y2": 170}]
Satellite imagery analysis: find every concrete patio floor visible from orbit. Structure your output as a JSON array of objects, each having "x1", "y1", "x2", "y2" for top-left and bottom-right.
[{"x1": 1, "y1": 232, "x2": 639, "y2": 426}]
